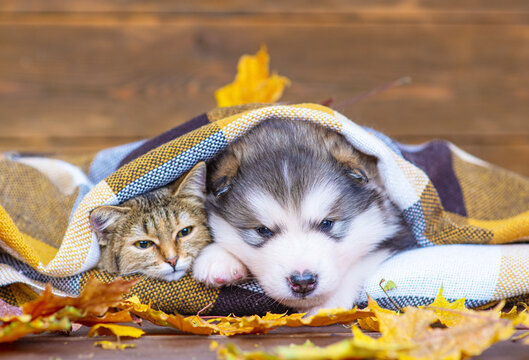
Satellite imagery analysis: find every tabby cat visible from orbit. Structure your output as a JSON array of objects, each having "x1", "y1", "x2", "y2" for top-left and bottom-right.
[{"x1": 89, "y1": 162, "x2": 211, "y2": 281}]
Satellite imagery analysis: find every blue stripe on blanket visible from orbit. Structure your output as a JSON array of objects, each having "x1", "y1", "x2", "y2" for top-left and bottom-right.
[
  {"x1": 89, "y1": 140, "x2": 147, "y2": 184},
  {"x1": 0, "y1": 253, "x2": 82, "y2": 295},
  {"x1": 115, "y1": 130, "x2": 229, "y2": 202},
  {"x1": 403, "y1": 201, "x2": 432, "y2": 247}
]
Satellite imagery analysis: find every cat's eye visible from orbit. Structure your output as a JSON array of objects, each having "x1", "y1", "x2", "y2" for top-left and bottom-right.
[
  {"x1": 319, "y1": 219, "x2": 334, "y2": 232},
  {"x1": 134, "y1": 240, "x2": 155, "y2": 249},
  {"x1": 256, "y1": 226, "x2": 274, "y2": 238},
  {"x1": 177, "y1": 226, "x2": 193, "y2": 238}
]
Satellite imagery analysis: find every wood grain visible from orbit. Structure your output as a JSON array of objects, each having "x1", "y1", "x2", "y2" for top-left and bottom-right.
[
  {"x1": 0, "y1": 323, "x2": 528, "y2": 360},
  {"x1": 1, "y1": 0, "x2": 528, "y2": 14},
  {"x1": 0, "y1": 24, "x2": 527, "y2": 136},
  {"x1": 0, "y1": 1, "x2": 527, "y2": 178}
]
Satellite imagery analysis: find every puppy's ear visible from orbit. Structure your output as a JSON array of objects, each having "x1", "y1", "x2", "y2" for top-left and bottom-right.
[
  {"x1": 208, "y1": 151, "x2": 239, "y2": 198},
  {"x1": 347, "y1": 167, "x2": 369, "y2": 184},
  {"x1": 172, "y1": 162, "x2": 207, "y2": 201},
  {"x1": 211, "y1": 176, "x2": 232, "y2": 198},
  {"x1": 328, "y1": 139, "x2": 376, "y2": 185},
  {"x1": 89, "y1": 206, "x2": 130, "y2": 244}
]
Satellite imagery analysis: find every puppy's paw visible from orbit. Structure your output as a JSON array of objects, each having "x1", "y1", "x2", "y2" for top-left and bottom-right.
[{"x1": 193, "y1": 243, "x2": 248, "y2": 287}]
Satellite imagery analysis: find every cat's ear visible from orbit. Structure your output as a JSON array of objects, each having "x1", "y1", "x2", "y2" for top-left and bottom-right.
[
  {"x1": 173, "y1": 162, "x2": 206, "y2": 201},
  {"x1": 89, "y1": 206, "x2": 131, "y2": 242}
]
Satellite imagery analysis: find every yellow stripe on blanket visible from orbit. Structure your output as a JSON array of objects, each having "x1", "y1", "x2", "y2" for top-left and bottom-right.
[
  {"x1": 217, "y1": 104, "x2": 342, "y2": 143},
  {"x1": 469, "y1": 211, "x2": 529, "y2": 244},
  {"x1": 22, "y1": 233, "x2": 58, "y2": 266},
  {"x1": 291, "y1": 103, "x2": 336, "y2": 116},
  {"x1": 0, "y1": 205, "x2": 40, "y2": 268},
  {"x1": 492, "y1": 245, "x2": 529, "y2": 300}
]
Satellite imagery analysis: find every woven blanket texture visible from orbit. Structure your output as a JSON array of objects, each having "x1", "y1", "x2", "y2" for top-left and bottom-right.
[{"x1": 1, "y1": 103, "x2": 529, "y2": 314}]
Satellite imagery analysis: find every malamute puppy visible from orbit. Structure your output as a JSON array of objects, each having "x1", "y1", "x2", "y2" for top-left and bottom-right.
[{"x1": 193, "y1": 119, "x2": 415, "y2": 314}]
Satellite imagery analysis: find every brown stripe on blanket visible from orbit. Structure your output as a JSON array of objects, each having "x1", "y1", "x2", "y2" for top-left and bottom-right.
[
  {"x1": 210, "y1": 285, "x2": 291, "y2": 317},
  {"x1": 400, "y1": 140, "x2": 467, "y2": 216}
]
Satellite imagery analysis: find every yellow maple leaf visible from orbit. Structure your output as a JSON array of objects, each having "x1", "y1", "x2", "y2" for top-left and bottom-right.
[
  {"x1": 94, "y1": 340, "x2": 136, "y2": 350},
  {"x1": 500, "y1": 306, "x2": 520, "y2": 322},
  {"x1": 275, "y1": 329, "x2": 403, "y2": 360},
  {"x1": 421, "y1": 287, "x2": 468, "y2": 327},
  {"x1": 215, "y1": 45, "x2": 290, "y2": 107},
  {"x1": 217, "y1": 294, "x2": 515, "y2": 360},
  {"x1": 389, "y1": 307, "x2": 513, "y2": 359},
  {"x1": 88, "y1": 323, "x2": 145, "y2": 338},
  {"x1": 297, "y1": 307, "x2": 374, "y2": 327},
  {"x1": 357, "y1": 296, "x2": 399, "y2": 332}
]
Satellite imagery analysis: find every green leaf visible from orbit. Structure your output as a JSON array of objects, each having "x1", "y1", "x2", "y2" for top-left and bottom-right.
[{"x1": 383, "y1": 280, "x2": 397, "y2": 291}]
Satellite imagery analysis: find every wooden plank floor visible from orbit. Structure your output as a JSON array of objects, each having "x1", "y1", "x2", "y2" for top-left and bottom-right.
[
  {"x1": 0, "y1": 1, "x2": 528, "y2": 358},
  {"x1": 1, "y1": 323, "x2": 529, "y2": 360}
]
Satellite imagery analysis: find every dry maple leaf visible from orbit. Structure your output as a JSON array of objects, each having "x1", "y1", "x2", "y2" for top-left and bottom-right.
[
  {"x1": 120, "y1": 296, "x2": 372, "y2": 336},
  {"x1": 78, "y1": 309, "x2": 135, "y2": 327},
  {"x1": 216, "y1": 327, "x2": 405, "y2": 360},
  {"x1": 217, "y1": 292, "x2": 516, "y2": 360},
  {"x1": 94, "y1": 340, "x2": 136, "y2": 350},
  {"x1": 22, "y1": 277, "x2": 137, "y2": 319},
  {"x1": 357, "y1": 295, "x2": 399, "y2": 332},
  {"x1": 214, "y1": 45, "x2": 290, "y2": 107},
  {"x1": 0, "y1": 277, "x2": 138, "y2": 343},
  {"x1": 420, "y1": 287, "x2": 468, "y2": 327},
  {"x1": 88, "y1": 323, "x2": 145, "y2": 338},
  {"x1": 385, "y1": 307, "x2": 514, "y2": 359}
]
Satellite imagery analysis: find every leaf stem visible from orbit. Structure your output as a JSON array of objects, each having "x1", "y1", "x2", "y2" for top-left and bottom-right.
[{"x1": 379, "y1": 279, "x2": 402, "y2": 313}]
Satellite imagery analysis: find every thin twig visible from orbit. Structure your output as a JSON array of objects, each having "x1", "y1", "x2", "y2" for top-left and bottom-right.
[
  {"x1": 196, "y1": 301, "x2": 214, "y2": 318},
  {"x1": 333, "y1": 76, "x2": 412, "y2": 110}
]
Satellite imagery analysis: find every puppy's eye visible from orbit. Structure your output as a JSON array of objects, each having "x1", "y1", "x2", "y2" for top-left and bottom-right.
[
  {"x1": 319, "y1": 219, "x2": 334, "y2": 232},
  {"x1": 256, "y1": 226, "x2": 274, "y2": 238},
  {"x1": 177, "y1": 226, "x2": 193, "y2": 238},
  {"x1": 134, "y1": 240, "x2": 155, "y2": 249}
]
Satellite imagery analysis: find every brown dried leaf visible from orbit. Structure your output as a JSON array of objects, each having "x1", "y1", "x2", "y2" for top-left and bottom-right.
[
  {"x1": 0, "y1": 278, "x2": 138, "y2": 343},
  {"x1": 119, "y1": 296, "x2": 372, "y2": 336},
  {"x1": 78, "y1": 310, "x2": 135, "y2": 327},
  {"x1": 22, "y1": 277, "x2": 138, "y2": 319}
]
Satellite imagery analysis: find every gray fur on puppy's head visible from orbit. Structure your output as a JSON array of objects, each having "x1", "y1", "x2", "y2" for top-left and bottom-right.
[
  {"x1": 205, "y1": 118, "x2": 414, "y2": 311},
  {"x1": 207, "y1": 119, "x2": 385, "y2": 234}
]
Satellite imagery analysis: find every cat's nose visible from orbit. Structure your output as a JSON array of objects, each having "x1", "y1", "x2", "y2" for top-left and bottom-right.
[{"x1": 165, "y1": 256, "x2": 179, "y2": 268}]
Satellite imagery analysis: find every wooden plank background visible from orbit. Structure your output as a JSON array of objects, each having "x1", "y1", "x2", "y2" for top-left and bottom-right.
[{"x1": 0, "y1": 0, "x2": 528, "y2": 175}]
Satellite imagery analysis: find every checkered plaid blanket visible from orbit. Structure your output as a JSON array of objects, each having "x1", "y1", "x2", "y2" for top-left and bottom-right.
[{"x1": 2, "y1": 103, "x2": 529, "y2": 314}]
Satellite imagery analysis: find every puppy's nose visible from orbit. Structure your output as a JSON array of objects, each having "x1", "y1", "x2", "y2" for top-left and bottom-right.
[
  {"x1": 287, "y1": 270, "x2": 318, "y2": 296},
  {"x1": 165, "y1": 256, "x2": 179, "y2": 268}
]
